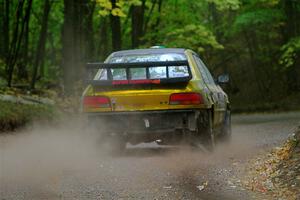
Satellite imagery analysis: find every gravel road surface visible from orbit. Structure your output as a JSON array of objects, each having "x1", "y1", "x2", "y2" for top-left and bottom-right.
[{"x1": 1, "y1": 112, "x2": 300, "y2": 200}]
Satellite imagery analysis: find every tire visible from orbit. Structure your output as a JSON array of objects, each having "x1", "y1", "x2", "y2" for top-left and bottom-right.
[
  {"x1": 102, "y1": 136, "x2": 127, "y2": 155},
  {"x1": 220, "y1": 110, "x2": 231, "y2": 143},
  {"x1": 113, "y1": 140, "x2": 126, "y2": 155},
  {"x1": 194, "y1": 110, "x2": 215, "y2": 152}
]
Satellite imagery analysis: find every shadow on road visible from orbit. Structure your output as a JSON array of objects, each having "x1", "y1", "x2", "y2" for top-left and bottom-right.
[{"x1": 121, "y1": 146, "x2": 181, "y2": 157}]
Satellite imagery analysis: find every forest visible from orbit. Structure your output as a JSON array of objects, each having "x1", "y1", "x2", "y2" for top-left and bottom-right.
[{"x1": 0, "y1": 0, "x2": 300, "y2": 111}]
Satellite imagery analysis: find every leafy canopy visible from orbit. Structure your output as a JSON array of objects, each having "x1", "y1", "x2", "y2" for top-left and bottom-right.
[
  {"x1": 96, "y1": 0, "x2": 141, "y2": 17},
  {"x1": 206, "y1": 0, "x2": 241, "y2": 10},
  {"x1": 233, "y1": 8, "x2": 284, "y2": 31},
  {"x1": 164, "y1": 24, "x2": 224, "y2": 53},
  {"x1": 280, "y1": 37, "x2": 300, "y2": 68}
]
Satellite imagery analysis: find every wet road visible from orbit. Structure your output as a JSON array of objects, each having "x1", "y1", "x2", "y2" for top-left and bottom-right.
[{"x1": 1, "y1": 112, "x2": 300, "y2": 200}]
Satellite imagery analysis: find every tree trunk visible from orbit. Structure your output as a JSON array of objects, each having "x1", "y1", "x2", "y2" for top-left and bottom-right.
[
  {"x1": 143, "y1": 0, "x2": 157, "y2": 34},
  {"x1": 98, "y1": 18, "x2": 110, "y2": 60},
  {"x1": 6, "y1": 0, "x2": 23, "y2": 87},
  {"x1": 208, "y1": 2, "x2": 221, "y2": 39},
  {"x1": 62, "y1": 0, "x2": 76, "y2": 94},
  {"x1": 283, "y1": 0, "x2": 297, "y2": 39},
  {"x1": 31, "y1": 0, "x2": 52, "y2": 90},
  {"x1": 110, "y1": 0, "x2": 122, "y2": 51},
  {"x1": 150, "y1": 0, "x2": 162, "y2": 43},
  {"x1": 17, "y1": 0, "x2": 33, "y2": 81},
  {"x1": 131, "y1": 0, "x2": 145, "y2": 48},
  {"x1": 62, "y1": 0, "x2": 93, "y2": 94},
  {"x1": 1, "y1": 0, "x2": 9, "y2": 61},
  {"x1": 155, "y1": 0, "x2": 162, "y2": 28},
  {"x1": 243, "y1": 30, "x2": 267, "y2": 99},
  {"x1": 82, "y1": 0, "x2": 96, "y2": 61},
  {"x1": 282, "y1": 0, "x2": 300, "y2": 91},
  {"x1": 7, "y1": 0, "x2": 32, "y2": 87}
]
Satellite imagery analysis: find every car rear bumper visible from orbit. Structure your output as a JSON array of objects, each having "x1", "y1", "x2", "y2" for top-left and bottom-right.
[{"x1": 86, "y1": 109, "x2": 202, "y2": 135}]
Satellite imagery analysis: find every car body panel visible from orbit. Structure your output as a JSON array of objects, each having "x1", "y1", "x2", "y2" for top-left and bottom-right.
[{"x1": 83, "y1": 81, "x2": 210, "y2": 112}]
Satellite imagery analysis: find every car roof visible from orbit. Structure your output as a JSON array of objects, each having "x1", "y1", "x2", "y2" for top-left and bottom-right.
[{"x1": 110, "y1": 48, "x2": 186, "y2": 57}]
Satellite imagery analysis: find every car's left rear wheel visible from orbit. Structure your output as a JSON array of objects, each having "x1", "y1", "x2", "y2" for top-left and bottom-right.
[{"x1": 101, "y1": 136, "x2": 127, "y2": 155}]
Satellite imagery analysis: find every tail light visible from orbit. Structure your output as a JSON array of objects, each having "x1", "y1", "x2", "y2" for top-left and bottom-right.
[
  {"x1": 83, "y1": 96, "x2": 110, "y2": 108},
  {"x1": 169, "y1": 93, "x2": 203, "y2": 105}
]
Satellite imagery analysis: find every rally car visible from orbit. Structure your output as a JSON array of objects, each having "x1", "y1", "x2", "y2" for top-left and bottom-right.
[{"x1": 82, "y1": 48, "x2": 231, "y2": 151}]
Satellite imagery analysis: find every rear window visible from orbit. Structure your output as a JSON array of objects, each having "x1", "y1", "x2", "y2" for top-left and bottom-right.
[
  {"x1": 95, "y1": 53, "x2": 188, "y2": 80},
  {"x1": 111, "y1": 68, "x2": 127, "y2": 80},
  {"x1": 149, "y1": 67, "x2": 167, "y2": 79},
  {"x1": 169, "y1": 66, "x2": 189, "y2": 78},
  {"x1": 131, "y1": 68, "x2": 147, "y2": 80}
]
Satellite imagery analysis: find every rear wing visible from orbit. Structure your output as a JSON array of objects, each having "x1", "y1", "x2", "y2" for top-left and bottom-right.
[{"x1": 86, "y1": 60, "x2": 192, "y2": 86}]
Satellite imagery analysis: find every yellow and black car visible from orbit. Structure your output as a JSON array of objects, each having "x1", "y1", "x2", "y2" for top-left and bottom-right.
[{"x1": 82, "y1": 48, "x2": 231, "y2": 151}]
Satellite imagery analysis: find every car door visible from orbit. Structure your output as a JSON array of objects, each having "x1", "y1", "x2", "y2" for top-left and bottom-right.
[{"x1": 192, "y1": 54, "x2": 225, "y2": 126}]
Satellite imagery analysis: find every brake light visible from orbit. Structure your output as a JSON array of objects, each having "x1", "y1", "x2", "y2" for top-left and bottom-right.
[
  {"x1": 169, "y1": 93, "x2": 203, "y2": 105},
  {"x1": 83, "y1": 96, "x2": 110, "y2": 108}
]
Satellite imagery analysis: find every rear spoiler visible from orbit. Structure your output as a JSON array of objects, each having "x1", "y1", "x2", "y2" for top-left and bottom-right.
[{"x1": 86, "y1": 60, "x2": 192, "y2": 86}]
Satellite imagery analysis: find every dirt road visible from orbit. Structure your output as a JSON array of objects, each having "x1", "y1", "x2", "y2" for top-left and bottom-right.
[{"x1": 1, "y1": 112, "x2": 300, "y2": 200}]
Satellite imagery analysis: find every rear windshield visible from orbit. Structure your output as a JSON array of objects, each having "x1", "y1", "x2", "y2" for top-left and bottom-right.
[{"x1": 95, "y1": 53, "x2": 189, "y2": 80}]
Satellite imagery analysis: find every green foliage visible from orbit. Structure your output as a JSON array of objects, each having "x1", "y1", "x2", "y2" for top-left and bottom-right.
[
  {"x1": 280, "y1": 37, "x2": 300, "y2": 68},
  {"x1": 246, "y1": 0, "x2": 280, "y2": 7},
  {"x1": 164, "y1": 24, "x2": 224, "y2": 53},
  {"x1": 206, "y1": 0, "x2": 241, "y2": 10},
  {"x1": 96, "y1": 0, "x2": 141, "y2": 17},
  {"x1": 1, "y1": 0, "x2": 300, "y2": 112},
  {"x1": 141, "y1": 0, "x2": 226, "y2": 54},
  {"x1": 233, "y1": 8, "x2": 284, "y2": 32}
]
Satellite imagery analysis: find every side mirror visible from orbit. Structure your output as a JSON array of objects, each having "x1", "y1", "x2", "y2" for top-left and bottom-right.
[{"x1": 217, "y1": 74, "x2": 229, "y2": 84}]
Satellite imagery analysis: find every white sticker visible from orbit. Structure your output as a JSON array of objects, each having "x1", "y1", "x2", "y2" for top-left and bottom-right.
[{"x1": 144, "y1": 119, "x2": 150, "y2": 128}]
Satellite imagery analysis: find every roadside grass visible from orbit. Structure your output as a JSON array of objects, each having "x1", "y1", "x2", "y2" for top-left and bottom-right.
[
  {"x1": 0, "y1": 100, "x2": 58, "y2": 132},
  {"x1": 0, "y1": 86, "x2": 82, "y2": 132}
]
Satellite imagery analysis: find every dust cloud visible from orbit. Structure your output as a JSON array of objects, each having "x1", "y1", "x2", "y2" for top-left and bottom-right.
[
  {"x1": 0, "y1": 117, "x2": 104, "y2": 191},
  {"x1": 0, "y1": 116, "x2": 234, "y2": 198},
  {"x1": 1, "y1": 112, "x2": 299, "y2": 199}
]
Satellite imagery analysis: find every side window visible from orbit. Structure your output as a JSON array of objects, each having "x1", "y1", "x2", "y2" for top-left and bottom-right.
[
  {"x1": 193, "y1": 55, "x2": 216, "y2": 85},
  {"x1": 193, "y1": 55, "x2": 209, "y2": 84},
  {"x1": 201, "y1": 61, "x2": 216, "y2": 85}
]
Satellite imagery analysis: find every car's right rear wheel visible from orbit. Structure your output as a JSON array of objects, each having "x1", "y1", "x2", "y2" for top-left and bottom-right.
[
  {"x1": 219, "y1": 109, "x2": 231, "y2": 143},
  {"x1": 194, "y1": 110, "x2": 215, "y2": 152}
]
